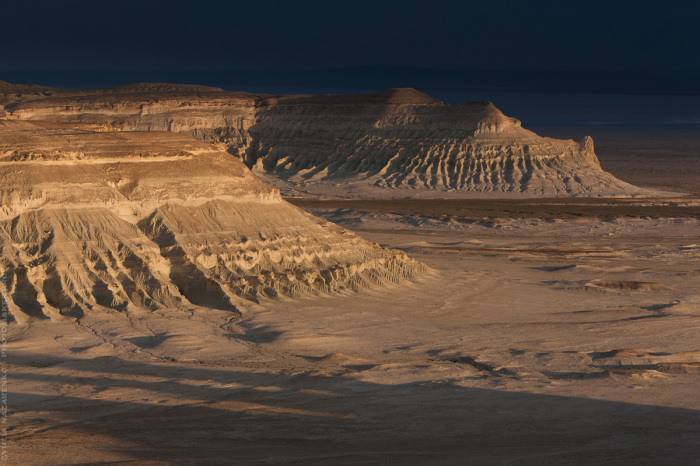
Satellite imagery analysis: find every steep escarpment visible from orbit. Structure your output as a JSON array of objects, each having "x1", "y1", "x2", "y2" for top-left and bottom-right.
[
  {"x1": 1, "y1": 82, "x2": 260, "y2": 156},
  {"x1": 1, "y1": 82, "x2": 647, "y2": 196},
  {"x1": 246, "y1": 94, "x2": 641, "y2": 196},
  {"x1": 0, "y1": 120, "x2": 425, "y2": 323}
]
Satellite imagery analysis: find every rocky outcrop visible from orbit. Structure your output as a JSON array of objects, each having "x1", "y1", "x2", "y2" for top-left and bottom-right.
[
  {"x1": 0, "y1": 120, "x2": 425, "y2": 323},
  {"x1": 247, "y1": 92, "x2": 642, "y2": 196},
  {"x1": 1, "y1": 82, "x2": 647, "y2": 196},
  {"x1": 1, "y1": 83, "x2": 260, "y2": 156}
]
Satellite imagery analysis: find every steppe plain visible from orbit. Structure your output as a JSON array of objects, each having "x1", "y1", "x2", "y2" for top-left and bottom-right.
[{"x1": 4, "y1": 85, "x2": 700, "y2": 464}]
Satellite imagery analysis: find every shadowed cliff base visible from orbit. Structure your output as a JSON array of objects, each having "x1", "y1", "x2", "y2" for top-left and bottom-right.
[{"x1": 287, "y1": 197, "x2": 700, "y2": 222}]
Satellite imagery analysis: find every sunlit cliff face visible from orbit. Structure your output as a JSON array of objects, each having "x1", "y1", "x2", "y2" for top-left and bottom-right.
[
  {"x1": 0, "y1": 118, "x2": 425, "y2": 321},
  {"x1": 2, "y1": 84, "x2": 648, "y2": 197}
]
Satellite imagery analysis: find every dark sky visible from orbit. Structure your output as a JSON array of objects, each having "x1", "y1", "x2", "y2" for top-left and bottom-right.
[{"x1": 2, "y1": 0, "x2": 699, "y2": 73}]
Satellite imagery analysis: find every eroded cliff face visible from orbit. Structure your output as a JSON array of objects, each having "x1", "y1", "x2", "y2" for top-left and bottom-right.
[
  {"x1": 1, "y1": 82, "x2": 645, "y2": 196},
  {"x1": 1, "y1": 83, "x2": 260, "y2": 156},
  {"x1": 0, "y1": 119, "x2": 425, "y2": 323},
  {"x1": 246, "y1": 91, "x2": 635, "y2": 196}
]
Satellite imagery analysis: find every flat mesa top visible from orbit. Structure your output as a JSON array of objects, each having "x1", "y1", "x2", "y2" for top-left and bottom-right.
[{"x1": 0, "y1": 120, "x2": 217, "y2": 161}]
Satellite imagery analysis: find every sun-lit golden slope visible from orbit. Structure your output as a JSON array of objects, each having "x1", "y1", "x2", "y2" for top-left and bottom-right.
[{"x1": 0, "y1": 119, "x2": 425, "y2": 323}]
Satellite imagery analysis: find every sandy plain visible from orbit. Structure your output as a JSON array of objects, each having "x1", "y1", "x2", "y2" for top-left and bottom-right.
[{"x1": 7, "y1": 130, "x2": 700, "y2": 465}]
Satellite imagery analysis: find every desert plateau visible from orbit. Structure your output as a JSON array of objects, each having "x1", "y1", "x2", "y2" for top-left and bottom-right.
[{"x1": 0, "y1": 75, "x2": 697, "y2": 466}]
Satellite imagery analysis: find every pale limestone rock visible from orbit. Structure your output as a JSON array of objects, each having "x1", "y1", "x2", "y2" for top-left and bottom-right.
[
  {"x1": 1, "y1": 83, "x2": 648, "y2": 197},
  {"x1": 0, "y1": 120, "x2": 425, "y2": 322}
]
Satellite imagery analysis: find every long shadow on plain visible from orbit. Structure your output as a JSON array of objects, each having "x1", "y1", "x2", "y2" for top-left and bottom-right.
[{"x1": 9, "y1": 353, "x2": 700, "y2": 465}]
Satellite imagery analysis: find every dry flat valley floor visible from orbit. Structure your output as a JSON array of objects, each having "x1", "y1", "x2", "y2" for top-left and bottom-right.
[
  {"x1": 3, "y1": 108, "x2": 700, "y2": 466},
  {"x1": 9, "y1": 195, "x2": 700, "y2": 464}
]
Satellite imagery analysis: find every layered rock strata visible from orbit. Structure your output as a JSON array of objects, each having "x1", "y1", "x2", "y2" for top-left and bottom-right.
[
  {"x1": 1, "y1": 82, "x2": 646, "y2": 197},
  {"x1": 247, "y1": 90, "x2": 641, "y2": 196},
  {"x1": 0, "y1": 119, "x2": 425, "y2": 323}
]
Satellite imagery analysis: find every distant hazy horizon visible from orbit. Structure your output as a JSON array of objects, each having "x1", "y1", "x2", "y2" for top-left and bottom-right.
[
  {"x1": 4, "y1": 67, "x2": 699, "y2": 129},
  {"x1": 4, "y1": 66, "x2": 700, "y2": 95}
]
